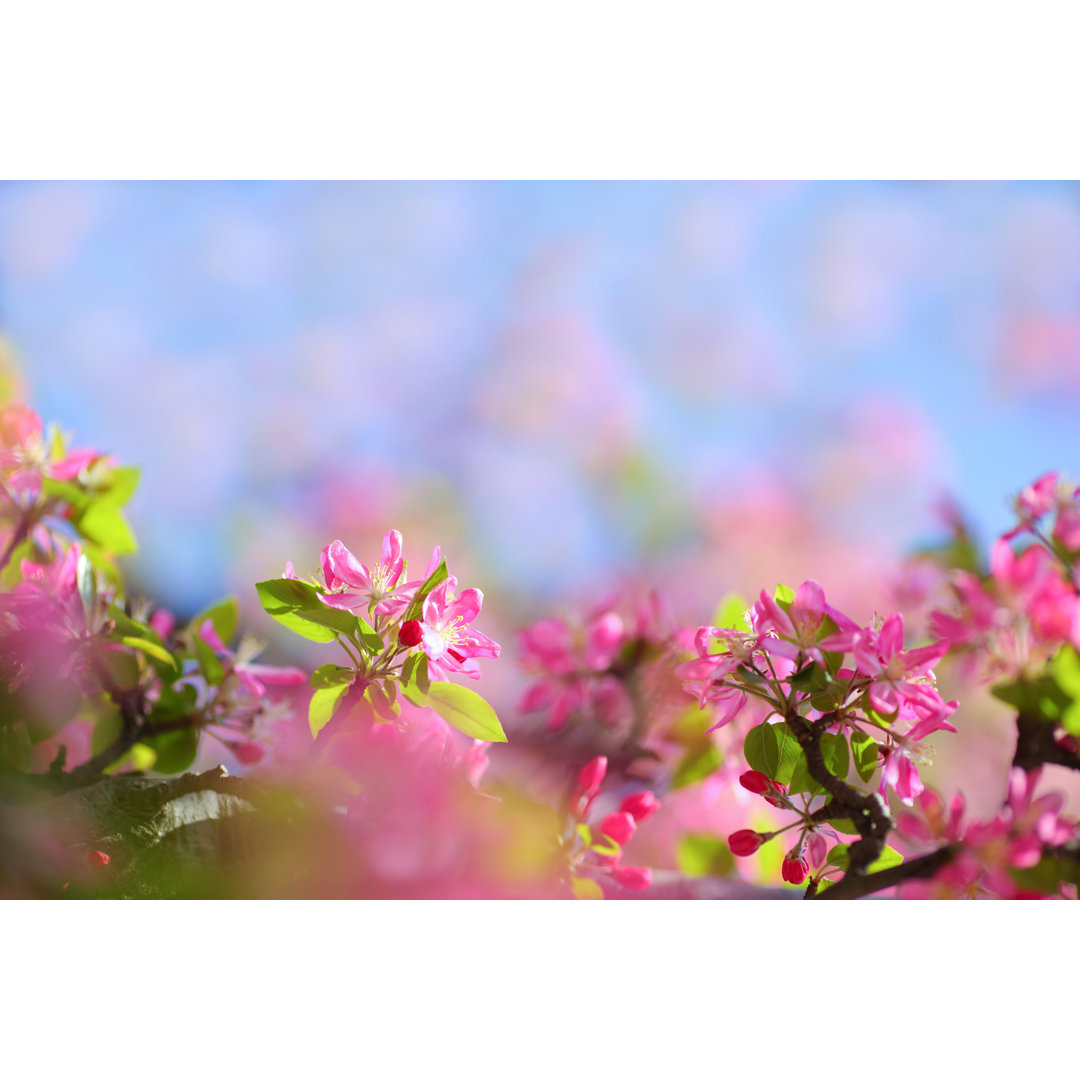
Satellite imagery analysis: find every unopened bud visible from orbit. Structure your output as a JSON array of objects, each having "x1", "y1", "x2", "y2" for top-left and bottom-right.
[
  {"x1": 234, "y1": 742, "x2": 265, "y2": 766},
  {"x1": 618, "y1": 790, "x2": 660, "y2": 823},
  {"x1": 611, "y1": 866, "x2": 652, "y2": 890},
  {"x1": 398, "y1": 619, "x2": 423, "y2": 648},
  {"x1": 599, "y1": 812, "x2": 637, "y2": 846},
  {"x1": 576, "y1": 756, "x2": 608, "y2": 797},
  {"x1": 728, "y1": 829, "x2": 764, "y2": 856},
  {"x1": 739, "y1": 770, "x2": 772, "y2": 795},
  {"x1": 782, "y1": 855, "x2": 809, "y2": 885}
]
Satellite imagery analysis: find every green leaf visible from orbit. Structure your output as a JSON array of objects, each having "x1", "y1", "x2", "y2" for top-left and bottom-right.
[
  {"x1": 671, "y1": 740, "x2": 722, "y2": 789},
  {"x1": 101, "y1": 465, "x2": 140, "y2": 506},
  {"x1": 1010, "y1": 854, "x2": 1068, "y2": 894},
  {"x1": 309, "y1": 683, "x2": 350, "y2": 739},
  {"x1": 867, "y1": 846, "x2": 903, "y2": 873},
  {"x1": 743, "y1": 721, "x2": 804, "y2": 785},
  {"x1": 399, "y1": 651, "x2": 431, "y2": 707},
  {"x1": 40, "y1": 476, "x2": 91, "y2": 512},
  {"x1": 76, "y1": 552, "x2": 97, "y2": 617},
  {"x1": 91, "y1": 706, "x2": 123, "y2": 756},
  {"x1": 590, "y1": 833, "x2": 620, "y2": 857},
  {"x1": 850, "y1": 730, "x2": 879, "y2": 782},
  {"x1": 310, "y1": 663, "x2": 356, "y2": 690},
  {"x1": 194, "y1": 636, "x2": 225, "y2": 686},
  {"x1": 825, "y1": 844, "x2": 903, "y2": 874},
  {"x1": 189, "y1": 597, "x2": 238, "y2": 646},
  {"x1": 255, "y1": 578, "x2": 364, "y2": 644},
  {"x1": 120, "y1": 635, "x2": 178, "y2": 671},
  {"x1": 399, "y1": 558, "x2": 449, "y2": 624},
  {"x1": 426, "y1": 682, "x2": 507, "y2": 742},
  {"x1": 677, "y1": 833, "x2": 735, "y2": 878},
  {"x1": 142, "y1": 726, "x2": 199, "y2": 774},
  {"x1": 147, "y1": 684, "x2": 199, "y2": 723},
  {"x1": 571, "y1": 876, "x2": 604, "y2": 900},
  {"x1": 78, "y1": 501, "x2": 138, "y2": 555},
  {"x1": 365, "y1": 682, "x2": 400, "y2": 722},
  {"x1": 774, "y1": 582, "x2": 795, "y2": 611},
  {"x1": 820, "y1": 731, "x2": 850, "y2": 780}
]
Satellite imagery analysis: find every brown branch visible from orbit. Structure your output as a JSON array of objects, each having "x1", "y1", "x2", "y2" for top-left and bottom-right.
[
  {"x1": 1012, "y1": 710, "x2": 1080, "y2": 773},
  {"x1": 784, "y1": 709, "x2": 893, "y2": 877},
  {"x1": 813, "y1": 844, "x2": 959, "y2": 900}
]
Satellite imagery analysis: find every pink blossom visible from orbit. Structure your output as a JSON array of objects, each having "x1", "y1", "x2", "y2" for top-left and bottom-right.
[
  {"x1": 419, "y1": 577, "x2": 500, "y2": 680},
  {"x1": 0, "y1": 402, "x2": 99, "y2": 498},
  {"x1": 318, "y1": 532, "x2": 410, "y2": 617},
  {"x1": 852, "y1": 613, "x2": 955, "y2": 721}
]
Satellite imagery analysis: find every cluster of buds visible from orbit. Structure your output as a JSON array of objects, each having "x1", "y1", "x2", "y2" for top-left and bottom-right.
[
  {"x1": 728, "y1": 769, "x2": 839, "y2": 887},
  {"x1": 566, "y1": 755, "x2": 659, "y2": 894}
]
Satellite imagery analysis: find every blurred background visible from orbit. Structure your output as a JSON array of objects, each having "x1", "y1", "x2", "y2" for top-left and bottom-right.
[
  {"x1": 1, "y1": 182, "x2": 1077, "y2": 621},
  {"x1": 3, "y1": 180, "x2": 1080, "y2": 883}
]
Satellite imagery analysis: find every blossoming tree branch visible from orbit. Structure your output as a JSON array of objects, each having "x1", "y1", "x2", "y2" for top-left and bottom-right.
[{"x1": 1, "y1": 395, "x2": 1078, "y2": 899}]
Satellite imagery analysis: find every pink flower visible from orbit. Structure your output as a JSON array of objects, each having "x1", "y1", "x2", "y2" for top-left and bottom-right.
[
  {"x1": 419, "y1": 577, "x2": 500, "y2": 680},
  {"x1": 852, "y1": 613, "x2": 955, "y2": 722},
  {"x1": 752, "y1": 581, "x2": 860, "y2": 665},
  {"x1": 0, "y1": 402, "x2": 98, "y2": 498},
  {"x1": 318, "y1": 532, "x2": 411, "y2": 617}
]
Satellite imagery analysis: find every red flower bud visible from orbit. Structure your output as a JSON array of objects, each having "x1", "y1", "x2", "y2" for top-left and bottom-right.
[
  {"x1": 782, "y1": 855, "x2": 809, "y2": 885},
  {"x1": 728, "y1": 829, "x2": 764, "y2": 856},
  {"x1": 398, "y1": 619, "x2": 423, "y2": 648},
  {"x1": 599, "y1": 812, "x2": 637, "y2": 846},
  {"x1": 739, "y1": 770, "x2": 771, "y2": 795},
  {"x1": 611, "y1": 866, "x2": 652, "y2": 890},
  {"x1": 618, "y1": 790, "x2": 660, "y2": 823},
  {"x1": 87, "y1": 850, "x2": 110, "y2": 869},
  {"x1": 234, "y1": 742, "x2": 265, "y2": 766},
  {"x1": 575, "y1": 756, "x2": 608, "y2": 797}
]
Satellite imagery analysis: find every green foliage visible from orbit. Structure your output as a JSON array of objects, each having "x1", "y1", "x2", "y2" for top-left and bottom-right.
[
  {"x1": 399, "y1": 558, "x2": 449, "y2": 624},
  {"x1": 308, "y1": 683, "x2": 351, "y2": 739},
  {"x1": 398, "y1": 651, "x2": 431, "y2": 707},
  {"x1": 255, "y1": 578, "x2": 367, "y2": 645},
  {"x1": 743, "y1": 720, "x2": 803, "y2": 785},
  {"x1": 790, "y1": 730, "x2": 846, "y2": 799},
  {"x1": 671, "y1": 740, "x2": 723, "y2": 789},
  {"x1": 824, "y1": 844, "x2": 903, "y2": 874},
  {"x1": 189, "y1": 597, "x2": 239, "y2": 646},
  {"x1": 677, "y1": 833, "x2": 735, "y2": 878},
  {"x1": 850, "y1": 730, "x2": 879, "y2": 782},
  {"x1": 992, "y1": 646, "x2": 1080, "y2": 736},
  {"x1": 426, "y1": 682, "x2": 507, "y2": 742},
  {"x1": 141, "y1": 727, "x2": 200, "y2": 774}
]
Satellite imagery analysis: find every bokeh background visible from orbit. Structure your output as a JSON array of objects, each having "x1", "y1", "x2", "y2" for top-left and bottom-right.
[{"x1": 2, "y1": 182, "x2": 1078, "y2": 611}]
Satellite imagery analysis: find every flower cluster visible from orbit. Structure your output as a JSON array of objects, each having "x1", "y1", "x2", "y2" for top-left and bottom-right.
[
  {"x1": 895, "y1": 769, "x2": 1077, "y2": 899},
  {"x1": 930, "y1": 475, "x2": 1080, "y2": 683},
  {"x1": 263, "y1": 531, "x2": 504, "y2": 745}
]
